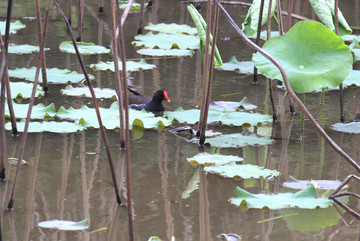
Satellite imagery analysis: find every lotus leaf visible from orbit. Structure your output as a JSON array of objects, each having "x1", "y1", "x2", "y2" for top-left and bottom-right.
[
  {"x1": 8, "y1": 67, "x2": 91, "y2": 84},
  {"x1": 309, "y1": 0, "x2": 352, "y2": 35},
  {"x1": 331, "y1": 122, "x2": 360, "y2": 133},
  {"x1": 147, "y1": 237, "x2": 162, "y2": 241},
  {"x1": 190, "y1": 133, "x2": 273, "y2": 148},
  {"x1": 61, "y1": 85, "x2": 117, "y2": 99},
  {"x1": 5, "y1": 120, "x2": 86, "y2": 133},
  {"x1": 216, "y1": 56, "x2": 254, "y2": 75},
  {"x1": 248, "y1": 30, "x2": 280, "y2": 40},
  {"x1": 38, "y1": 219, "x2": 89, "y2": 231},
  {"x1": 205, "y1": 162, "x2": 279, "y2": 180},
  {"x1": 187, "y1": 153, "x2": 243, "y2": 166},
  {"x1": 59, "y1": 41, "x2": 110, "y2": 55},
  {"x1": 137, "y1": 48, "x2": 194, "y2": 56},
  {"x1": 90, "y1": 59, "x2": 156, "y2": 72},
  {"x1": 5, "y1": 102, "x2": 56, "y2": 120},
  {"x1": 230, "y1": 184, "x2": 333, "y2": 210},
  {"x1": 118, "y1": 1, "x2": 146, "y2": 11},
  {"x1": 145, "y1": 23, "x2": 198, "y2": 35},
  {"x1": 253, "y1": 21, "x2": 353, "y2": 93},
  {"x1": 283, "y1": 176, "x2": 347, "y2": 190},
  {"x1": 242, "y1": 0, "x2": 277, "y2": 36},
  {"x1": 164, "y1": 107, "x2": 218, "y2": 125},
  {"x1": 210, "y1": 98, "x2": 257, "y2": 111},
  {"x1": 349, "y1": 39, "x2": 360, "y2": 63},
  {"x1": 1, "y1": 82, "x2": 44, "y2": 99},
  {"x1": 0, "y1": 20, "x2": 25, "y2": 35},
  {"x1": 2, "y1": 44, "x2": 50, "y2": 54},
  {"x1": 132, "y1": 32, "x2": 200, "y2": 50}
]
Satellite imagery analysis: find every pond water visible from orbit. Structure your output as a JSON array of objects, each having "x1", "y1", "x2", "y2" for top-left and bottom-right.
[{"x1": 1, "y1": 0, "x2": 360, "y2": 240}]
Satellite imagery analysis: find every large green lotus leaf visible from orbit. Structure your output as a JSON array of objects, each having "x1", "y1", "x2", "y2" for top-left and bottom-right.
[
  {"x1": 5, "y1": 120, "x2": 86, "y2": 133},
  {"x1": 216, "y1": 56, "x2": 254, "y2": 74},
  {"x1": 90, "y1": 59, "x2": 156, "y2": 72},
  {"x1": 309, "y1": 0, "x2": 352, "y2": 35},
  {"x1": 331, "y1": 122, "x2": 360, "y2": 133},
  {"x1": 230, "y1": 184, "x2": 333, "y2": 210},
  {"x1": 59, "y1": 41, "x2": 110, "y2": 55},
  {"x1": 61, "y1": 85, "x2": 117, "y2": 99},
  {"x1": 56, "y1": 102, "x2": 172, "y2": 130},
  {"x1": 210, "y1": 98, "x2": 257, "y2": 111},
  {"x1": 8, "y1": 67, "x2": 91, "y2": 84},
  {"x1": 38, "y1": 219, "x2": 88, "y2": 231},
  {"x1": 253, "y1": 21, "x2": 353, "y2": 93},
  {"x1": 1, "y1": 82, "x2": 44, "y2": 99},
  {"x1": 190, "y1": 133, "x2": 273, "y2": 148},
  {"x1": 205, "y1": 162, "x2": 280, "y2": 180},
  {"x1": 280, "y1": 208, "x2": 340, "y2": 231},
  {"x1": 145, "y1": 23, "x2": 198, "y2": 35},
  {"x1": 132, "y1": 32, "x2": 200, "y2": 50},
  {"x1": 187, "y1": 153, "x2": 243, "y2": 166},
  {"x1": 5, "y1": 102, "x2": 56, "y2": 120},
  {"x1": 283, "y1": 176, "x2": 346, "y2": 190},
  {"x1": 0, "y1": 20, "x2": 25, "y2": 35},
  {"x1": 242, "y1": 0, "x2": 277, "y2": 36},
  {"x1": 2, "y1": 44, "x2": 50, "y2": 54},
  {"x1": 137, "y1": 48, "x2": 194, "y2": 57}
]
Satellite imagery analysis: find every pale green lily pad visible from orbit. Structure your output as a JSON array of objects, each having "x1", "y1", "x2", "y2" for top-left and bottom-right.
[
  {"x1": 230, "y1": 184, "x2": 333, "y2": 210},
  {"x1": 349, "y1": 39, "x2": 360, "y2": 63},
  {"x1": 190, "y1": 133, "x2": 273, "y2": 148},
  {"x1": 56, "y1": 102, "x2": 172, "y2": 130},
  {"x1": 59, "y1": 41, "x2": 110, "y2": 55},
  {"x1": 283, "y1": 176, "x2": 347, "y2": 190},
  {"x1": 187, "y1": 153, "x2": 243, "y2": 166},
  {"x1": 147, "y1": 237, "x2": 162, "y2": 241},
  {"x1": 38, "y1": 219, "x2": 89, "y2": 231},
  {"x1": 5, "y1": 102, "x2": 56, "y2": 120},
  {"x1": 137, "y1": 48, "x2": 194, "y2": 56},
  {"x1": 342, "y1": 34, "x2": 360, "y2": 42},
  {"x1": 210, "y1": 98, "x2": 257, "y2": 111},
  {"x1": 90, "y1": 59, "x2": 156, "y2": 72},
  {"x1": 5, "y1": 120, "x2": 86, "y2": 133},
  {"x1": 216, "y1": 56, "x2": 254, "y2": 74},
  {"x1": 119, "y1": 1, "x2": 147, "y2": 11},
  {"x1": 61, "y1": 85, "x2": 117, "y2": 99},
  {"x1": 0, "y1": 20, "x2": 25, "y2": 35},
  {"x1": 132, "y1": 32, "x2": 200, "y2": 50},
  {"x1": 164, "y1": 107, "x2": 272, "y2": 127},
  {"x1": 145, "y1": 23, "x2": 198, "y2": 35},
  {"x1": 331, "y1": 122, "x2": 360, "y2": 133},
  {"x1": 8, "y1": 67, "x2": 91, "y2": 84},
  {"x1": 1, "y1": 82, "x2": 44, "y2": 99},
  {"x1": 342, "y1": 70, "x2": 360, "y2": 87},
  {"x1": 309, "y1": 0, "x2": 352, "y2": 35},
  {"x1": 205, "y1": 162, "x2": 280, "y2": 180},
  {"x1": 248, "y1": 30, "x2": 280, "y2": 40},
  {"x1": 2, "y1": 44, "x2": 50, "y2": 54},
  {"x1": 253, "y1": 21, "x2": 353, "y2": 93}
]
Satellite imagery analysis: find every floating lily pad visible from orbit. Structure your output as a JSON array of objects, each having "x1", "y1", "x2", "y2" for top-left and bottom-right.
[
  {"x1": 5, "y1": 120, "x2": 86, "y2": 133},
  {"x1": 61, "y1": 85, "x2": 117, "y2": 99},
  {"x1": 205, "y1": 162, "x2": 280, "y2": 180},
  {"x1": 5, "y1": 102, "x2": 56, "y2": 120},
  {"x1": 145, "y1": 23, "x2": 198, "y2": 35},
  {"x1": 59, "y1": 41, "x2": 110, "y2": 55},
  {"x1": 331, "y1": 122, "x2": 360, "y2": 133},
  {"x1": 349, "y1": 39, "x2": 360, "y2": 63},
  {"x1": 230, "y1": 184, "x2": 333, "y2": 210},
  {"x1": 342, "y1": 70, "x2": 360, "y2": 87},
  {"x1": 190, "y1": 133, "x2": 273, "y2": 148},
  {"x1": 8, "y1": 67, "x2": 91, "y2": 84},
  {"x1": 137, "y1": 48, "x2": 194, "y2": 56},
  {"x1": 38, "y1": 219, "x2": 89, "y2": 231},
  {"x1": 253, "y1": 21, "x2": 353, "y2": 93},
  {"x1": 210, "y1": 98, "x2": 257, "y2": 111},
  {"x1": 187, "y1": 153, "x2": 243, "y2": 166},
  {"x1": 283, "y1": 176, "x2": 347, "y2": 190},
  {"x1": 118, "y1": 1, "x2": 147, "y2": 12},
  {"x1": 1, "y1": 82, "x2": 44, "y2": 99},
  {"x1": 132, "y1": 32, "x2": 200, "y2": 50},
  {"x1": 2, "y1": 44, "x2": 50, "y2": 54},
  {"x1": 90, "y1": 59, "x2": 156, "y2": 72},
  {"x1": 0, "y1": 20, "x2": 25, "y2": 35},
  {"x1": 248, "y1": 30, "x2": 280, "y2": 40},
  {"x1": 216, "y1": 56, "x2": 254, "y2": 74}
]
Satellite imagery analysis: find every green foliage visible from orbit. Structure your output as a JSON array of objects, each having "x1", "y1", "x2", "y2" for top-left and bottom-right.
[
  {"x1": 90, "y1": 59, "x2": 156, "y2": 72},
  {"x1": 209, "y1": 98, "x2": 257, "y2": 111},
  {"x1": 253, "y1": 21, "x2": 353, "y2": 93},
  {"x1": 216, "y1": 56, "x2": 254, "y2": 75},
  {"x1": 230, "y1": 184, "x2": 333, "y2": 210},
  {"x1": 38, "y1": 219, "x2": 89, "y2": 231},
  {"x1": 331, "y1": 122, "x2": 360, "y2": 133},
  {"x1": 5, "y1": 102, "x2": 56, "y2": 120},
  {"x1": 59, "y1": 41, "x2": 110, "y2": 55},
  {"x1": 8, "y1": 67, "x2": 91, "y2": 84},
  {"x1": 204, "y1": 162, "x2": 280, "y2": 180},
  {"x1": 145, "y1": 23, "x2": 198, "y2": 35},
  {"x1": 61, "y1": 85, "x2": 117, "y2": 99},
  {"x1": 187, "y1": 153, "x2": 243, "y2": 166},
  {"x1": 2, "y1": 82, "x2": 44, "y2": 99},
  {"x1": 1, "y1": 44, "x2": 50, "y2": 54},
  {"x1": 118, "y1": 1, "x2": 147, "y2": 11},
  {"x1": 5, "y1": 120, "x2": 86, "y2": 133},
  {"x1": 137, "y1": 48, "x2": 194, "y2": 56},
  {"x1": 0, "y1": 20, "x2": 25, "y2": 35},
  {"x1": 283, "y1": 176, "x2": 347, "y2": 190}
]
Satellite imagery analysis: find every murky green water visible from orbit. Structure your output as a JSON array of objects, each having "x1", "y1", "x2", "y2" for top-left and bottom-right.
[{"x1": 1, "y1": 0, "x2": 360, "y2": 240}]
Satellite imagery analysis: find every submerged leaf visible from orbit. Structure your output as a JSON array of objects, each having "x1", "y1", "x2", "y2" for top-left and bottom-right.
[
  {"x1": 90, "y1": 59, "x2": 156, "y2": 72},
  {"x1": 187, "y1": 153, "x2": 243, "y2": 166},
  {"x1": 230, "y1": 184, "x2": 333, "y2": 210},
  {"x1": 145, "y1": 23, "x2": 198, "y2": 35},
  {"x1": 59, "y1": 41, "x2": 110, "y2": 55},
  {"x1": 216, "y1": 56, "x2": 254, "y2": 74},
  {"x1": 38, "y1": 219, "x2": 89, "y2": 231}
]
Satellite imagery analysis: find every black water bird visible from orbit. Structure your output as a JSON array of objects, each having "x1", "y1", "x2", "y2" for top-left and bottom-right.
[{"x1": 128, "y1": 88, "x2": 170, "y2": 112}]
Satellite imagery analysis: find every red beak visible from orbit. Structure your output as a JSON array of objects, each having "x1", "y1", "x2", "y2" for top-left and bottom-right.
[{"x1": 164, "y1": 91, "x2": 171, "y2": 102}]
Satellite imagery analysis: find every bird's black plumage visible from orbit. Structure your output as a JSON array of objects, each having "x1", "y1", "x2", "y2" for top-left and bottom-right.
[{"x1": 128, "y1": 89, "x2": 170, "y2": 112}]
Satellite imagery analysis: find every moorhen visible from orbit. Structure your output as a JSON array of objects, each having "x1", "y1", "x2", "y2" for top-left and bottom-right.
[{"x1": 128, "y1": 88, "x2": 170, "y2": 112}]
